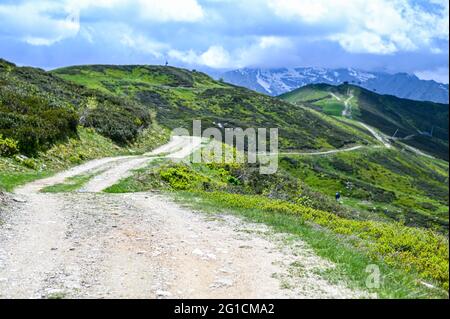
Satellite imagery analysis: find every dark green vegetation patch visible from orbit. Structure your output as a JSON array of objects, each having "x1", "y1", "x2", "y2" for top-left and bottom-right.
[{"x1": 0, "y1": 59, "x2": 152, "y2": 155}]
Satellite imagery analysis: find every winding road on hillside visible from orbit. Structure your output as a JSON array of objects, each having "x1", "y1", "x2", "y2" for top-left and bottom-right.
[
  {"x1": 273, "y1": 145, "x2": 364, "y2": 156},
  {"x1": 329, "y1": 91, "x2": 394, "y2": 149},
  {"x1": 342, "y1": 93, "x2": 353, "y2": 118},
  {"x1": 0, "y1": 137, "x2": 366, "y2": 299}
]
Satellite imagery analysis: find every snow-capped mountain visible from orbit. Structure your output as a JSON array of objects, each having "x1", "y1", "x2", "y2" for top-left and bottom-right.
[{"x1": 219, "y1": 68, "x2": 449, "y2": 104}]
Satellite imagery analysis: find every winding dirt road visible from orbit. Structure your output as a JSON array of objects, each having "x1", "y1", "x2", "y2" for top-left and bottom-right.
[
  {"x1": 342, "y1": 94, "x2": 353, "y2": 118},
  {"x1": 0, "y1": 137, "x2": 366, "y2": 299}
]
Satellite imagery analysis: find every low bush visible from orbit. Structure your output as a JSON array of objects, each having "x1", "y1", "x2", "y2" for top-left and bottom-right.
[
  {"x1": 0, "y1": 134, "x2": 19, "y2": 156},
  {"x1": 0, "y1": 91, "x2": 78, "y2": 155},
  {"x1": 80, "y1": 98, "x2": 151, "y2": 145},
  {"x1": 0, "y1": 61, "x2": 153, "y2": 156},
  {"x1": 160, "y1": 166, "x2": 207, "y2": 190}
]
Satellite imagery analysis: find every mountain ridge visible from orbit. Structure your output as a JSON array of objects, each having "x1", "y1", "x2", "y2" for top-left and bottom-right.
[{"x1": 219, "y1": 67, "x2": 449, "y2": 103}]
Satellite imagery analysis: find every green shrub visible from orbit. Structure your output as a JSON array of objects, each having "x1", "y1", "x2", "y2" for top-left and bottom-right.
[
  {"x1": 0, "y1": 134, "x2": 19, "y2": 156},
  {"x1": 160, "y1": 166, "x2": 206, "y2": 190},
  {"x1": 81, "y1": 97, "x2": 151, "y2": 145},
  {"x1": 22, "y1": 158, "x2": 37, "y2": 169},
  {"x1": 0, "y1": 61, "x2": 153, "y2": 154},
  {"x1": 0, "y1": 92, "x2": 78, "y2": 155}
]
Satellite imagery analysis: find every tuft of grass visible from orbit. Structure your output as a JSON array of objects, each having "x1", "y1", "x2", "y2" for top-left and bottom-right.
[
  {"x1": 46, "y1": 292, "x2": 67, "y2": 299},
  {"x1": 41, "y1": 172, "x2": 98, "y2": 193},
  {"x1": 104, "y1": 158, "x2": 166, "y2": 193},
  {"x1": 0, "y1": 171, "x2": 53, "y2": 192},
  {"x1": 103, "y1": 174, "x2": 149, "y2": 193}
]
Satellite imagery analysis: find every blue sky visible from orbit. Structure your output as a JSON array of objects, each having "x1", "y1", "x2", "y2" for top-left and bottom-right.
[{"x1": 0, "y1": 0, "x2": 448, "y2": 83}]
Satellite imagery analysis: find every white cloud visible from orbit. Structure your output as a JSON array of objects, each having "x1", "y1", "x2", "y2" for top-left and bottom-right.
[
  {"x1": 0, "y1": 0, "x2": 204, "y2": 46},
  {"x1": 137, "y1": 0, "x2": 204, "y2": 22},
  {"x1": 236, "y1": 36, "x2": 293, "y2": 67},
  {"x1": 169, "y1": 45, "x2": 231, "y2": 68},
  {"x1": 119, "y1": 31, "x2": 167, "y2": 58},
  {"x1": 168, "y1": 36, "x2": 293, "y2": 68},
  {"x1": 69, "y1": 0, "x2": 204, "y2": 22},
  {"x1": 0, "y1": 1, "x2": 80, "y2": 46},
  {"x1": 258, "y1": 36, "x2": 291, "y2": 49},
  {"x1": 268, "y1": 0, "x2": 333, "y2": 23},
  {"x1": 330, "y1": 32, "x2": 398, "y2": 55},
  {"x1": 268, "y1": 0, "x2": 449, "y2": 54}
]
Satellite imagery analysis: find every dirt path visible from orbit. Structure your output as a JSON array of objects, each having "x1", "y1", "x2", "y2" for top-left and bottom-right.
[
  {"x1": 342, "y1": 93, "x2": 353, "y2": 118},
  {"x1": 327, "y1": 91, "x2": 432, "y2": 158},
  {"x1": 0, "y1": 137, "x2": 367, "y2": 299},
  {"x1": 329, "y1": 92, "x2": 342, "y2": 101},
  {"x1": 358, "y1": 123, "x2": 392, "y2": 149},
  {"x1": 277, "y1": 145, "x2": 363, "y2": 156},
  {"x1": 334, "y1": 90, "x2": 392, "y2": 150}
]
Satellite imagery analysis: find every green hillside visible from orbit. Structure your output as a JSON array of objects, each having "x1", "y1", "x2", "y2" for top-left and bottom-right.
[
  {"x1": 279, "y1": 83, "x2": 449, "y2": 160},
  {"x1": 0, "y1": 59, "x2": 168, "y2": 190},
  {"x1": 0, "y1": 59, "x2": 377, "y2": 189},
  {"x1": 280, "y1": 147, "x2": 449, "y2": 232},
  {"x1": 0, "y1": 59, "x2": 160, "y2": 153},
  {"x1": 52, "y1": 65, "x2": 375, "y2": 151},
  {"x1": 277, "y1": 83, "x2": 449, "y2": 232},
  {"x1": 2, "y1": 59, "x2": 446, "y2": 228}
]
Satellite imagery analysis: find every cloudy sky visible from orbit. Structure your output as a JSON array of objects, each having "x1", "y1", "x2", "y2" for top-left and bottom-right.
[{"x1": 0, "y1": 0, "x2": 448, "y2": 83}]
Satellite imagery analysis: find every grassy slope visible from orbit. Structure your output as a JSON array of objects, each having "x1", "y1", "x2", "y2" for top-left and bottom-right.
[
  {"x1": 51, "y1": 64, "x2": 449, "y2": 283},
  {"x1": 174, "y1": 191, "x2": 448, "y2": 298},
  {"x1": 280, "y1": 148, "x2": 449, "y2": 233},
  {"x1": 52, "y1": 65, "x2": 375, "y2": 151},
  {"x1": 278, "y1": 83, "x2": 449, "y2": 232},
  {"x1": 279, "y1": 83, "x2": 449, "y2": 160}
]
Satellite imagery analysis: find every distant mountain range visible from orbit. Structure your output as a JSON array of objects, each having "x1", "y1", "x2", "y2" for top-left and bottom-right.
[{"x1": 219, "y1": 67, "x2": 449, "y2": 104}]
